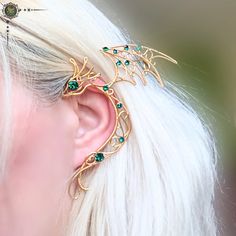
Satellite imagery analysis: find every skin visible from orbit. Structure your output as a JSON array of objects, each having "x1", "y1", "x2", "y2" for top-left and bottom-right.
[{"x1": 0, "y1": 76, "x2": 116, "y2": 236}]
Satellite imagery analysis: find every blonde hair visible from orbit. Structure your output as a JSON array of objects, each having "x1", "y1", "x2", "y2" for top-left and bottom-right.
[{"x1": 0, "y1": 0, "x2": 218, "y2": 235}]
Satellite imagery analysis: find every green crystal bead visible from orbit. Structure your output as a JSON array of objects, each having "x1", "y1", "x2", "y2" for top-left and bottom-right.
[
  {"x1": 103, "y1": 85, "x2": 109, "y2": 91},
  {"x1": 135, "y1": 44, "x2": 142, "y2": 51},
  {"x1": 116, "y1": 103, "x2": 123, "y2": 109},
  {"x1": 103, "y1": 47, "x2": 109, "y2": 52},
  {"x1": 4, "y1": 3, "x2": 18, "y2": 18},
  {"x1": 125, "y1": 60, "x2": 130, "y2": 66},
  {"x1": 119, "y1": 137, "x2": 125, "y2": 143},
  {"x1": 68, "y1": 80, "x2": 79, "y2": 91},
  {"x1": 113, "y1": 49, "x2": 118, "y2": 54},
  {"x1": 95, "y1": 153, "x2": 104, "y2": 162},
  {"x1": 124, "y1": 45, "x2": 129, "y2": 51},
  {"x1": 116, "y1": 60, "x2": 122, "y2": 66}
]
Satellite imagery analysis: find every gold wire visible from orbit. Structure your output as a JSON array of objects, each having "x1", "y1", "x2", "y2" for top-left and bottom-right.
[
  {"x1": 62, "y1": 43, "x2": 177, "y2": 199},
  {"x1": 0, "y1": 14, "x2": 177, "y2": 198}
]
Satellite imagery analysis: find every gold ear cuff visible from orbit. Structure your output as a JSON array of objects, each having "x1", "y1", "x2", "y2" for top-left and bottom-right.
[{"x1": 62, "y1": 43, "x2": 177, "y2": 199}]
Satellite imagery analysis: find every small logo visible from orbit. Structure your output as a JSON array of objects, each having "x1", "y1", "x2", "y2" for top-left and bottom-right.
[
  {"x1": 0, "y1": 2, "x2": 47, "y2": 45},
  {"x1": 2, "y1": 2, "x2": 19, "y2": 19}
]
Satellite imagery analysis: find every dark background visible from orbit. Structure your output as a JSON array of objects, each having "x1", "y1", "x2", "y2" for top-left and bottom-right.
[{"x1": 92, "y1": 0, "x2": 236, "y2": 235}]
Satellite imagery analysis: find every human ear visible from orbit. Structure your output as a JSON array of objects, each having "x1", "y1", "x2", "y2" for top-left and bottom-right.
[{"x1": 69, "y1": 80, "x2": 116, "y2": 170}]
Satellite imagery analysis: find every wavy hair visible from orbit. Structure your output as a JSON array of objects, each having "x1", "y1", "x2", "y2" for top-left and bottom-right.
[{"x1": 0, "y1": 0, "x2": 218, "y2": 235}]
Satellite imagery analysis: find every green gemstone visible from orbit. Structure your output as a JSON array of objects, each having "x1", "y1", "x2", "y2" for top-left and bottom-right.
[
  {"x1": 116, "y1": 103, "x2": 123, "y2": 109},
  {"x1": 113, "y1": 49, "x2": 118, "y2": 54},
  {"x1": 119, "y1": 137, "x2": 125, "y2": 143},
  {"x1": 124, "y1": 45, "x2": 129, "y2": 51},
  {"x1": 116, "y1": 60, "x2": 122, "y2": 66},
  {"x1": 125, "y1": 60, "x2": 130, "y2": 66},
  {"x1": 103, "y1": 85, "x2": 109, "y2": 91},
  {"x1": 68, "y1": 80, "x2": 79, "y2": 91},
  {"x1": 135, "y1": 44, "x2": 142, "y2": 51},
  {"x1": 4, "y1": 3, "x2": 18, "y2": 18},
  {"x1": 95, "y1": 153, "x2": 104, "y2": 162},
  {"x1": 103, "y1": 47, "x2": 109, "y2": 52}
]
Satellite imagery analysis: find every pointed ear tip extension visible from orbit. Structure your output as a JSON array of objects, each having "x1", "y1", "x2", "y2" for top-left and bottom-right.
[{"x1": 64, "y1": 43, "x2": 175, "y2": 195}]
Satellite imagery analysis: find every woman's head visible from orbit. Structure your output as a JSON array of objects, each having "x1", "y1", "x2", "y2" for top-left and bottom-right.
[
  {"x1": 0, "y1": 0, "x2": 121, "y2": 234},
  {"x1": 0, "y1": 71, "x2": 117, "y2": 235},
  {"x1": 0, "y1": 0, "x2": 217, "y2": 235}
]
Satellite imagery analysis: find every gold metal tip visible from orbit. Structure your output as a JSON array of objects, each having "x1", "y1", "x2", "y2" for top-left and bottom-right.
[{"x1": 63, "y1": 43, "x2": 176, "y2": 197}]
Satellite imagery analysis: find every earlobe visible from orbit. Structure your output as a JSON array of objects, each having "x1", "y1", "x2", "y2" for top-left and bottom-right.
[{"x1": 71, "y1": 84, "x2": 116, "y2": 170}]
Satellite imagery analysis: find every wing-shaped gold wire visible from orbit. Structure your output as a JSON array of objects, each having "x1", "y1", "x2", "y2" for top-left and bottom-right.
[
  {"x1": 100, "y1": 43, "x2": 177, "y2": 88},
  {"x1": 62, "y1": 44, "x2": 177, "y2": 199}
]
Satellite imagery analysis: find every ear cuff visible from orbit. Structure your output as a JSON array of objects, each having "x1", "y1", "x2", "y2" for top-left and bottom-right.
[{"x1": 62, "y1": 43, "x2": 177, "y2": 199}]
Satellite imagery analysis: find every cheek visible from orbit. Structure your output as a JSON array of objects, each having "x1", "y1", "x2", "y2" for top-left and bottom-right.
[
  {"x1": 5, "y1": 99, "x2": 74, "y2": 233},
  {"x1": 9, "y1": 106, "x2": 74, "y2": 192},
  {"x1": 11, "y1": 113, "x2": 74, "y2": 182}
]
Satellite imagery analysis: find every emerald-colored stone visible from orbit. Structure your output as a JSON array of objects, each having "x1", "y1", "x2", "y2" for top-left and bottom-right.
[
  {"x1": 113, "y1": 49, "x2": 118, "y2": 54},
  {"x1": 103, "y1": 47, "x2": 109, "y2": 52},
  {"x1": 4, "y1": 3, "x2": 18, "y2": 18},
  {"x1": 103, "y1": 85, "x2": 109, "y2": 91},
  {"x1": 68, "y1": 80, "x2": 79, "y2": 91},
  {"x1": 95, "y1": 153, "x2": 104, "y2": 162},
  {"x1": 135, "y1": 44, "x2": 142, "y2": 51},
  {"x1": 116, "y1": 103, "x2": 123, "y2": 109},
  {"x1": 124, "y1": 45, "x2": 129, "y2": 51},
  {"x1": 125, "y1": 60, "x2": 130, "y2": 66},
  {"x1": 116, "y1": 60, "x2": 122, "y2": 66},
  {"x1": 119, "y1": 137, "x2": 125, "y2": 143}
]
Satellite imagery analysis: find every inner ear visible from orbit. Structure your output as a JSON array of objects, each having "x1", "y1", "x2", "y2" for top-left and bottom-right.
[{"x1": 72, "y1": 85, "x2": 117, "y2": 169}]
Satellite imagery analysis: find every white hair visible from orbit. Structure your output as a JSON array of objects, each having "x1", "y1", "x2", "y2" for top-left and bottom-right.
[{"x1": 0, "y1": 0, "x2": 218, "y2": 235}]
